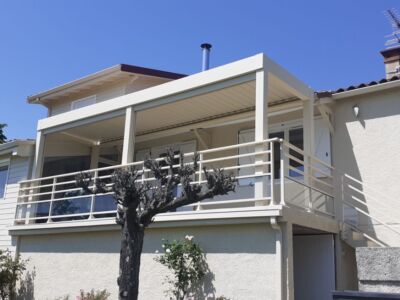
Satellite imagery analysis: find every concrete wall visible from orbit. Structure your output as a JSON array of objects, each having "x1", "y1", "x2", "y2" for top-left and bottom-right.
[
  {"x1": 19, "y1": 223, "x2": 279, "y2": 300},
  {"x1": 333, "y1": 88, "x2": 400, "y2": 246},
  {"x1": 356, "y1": 247, "x2": 400, "y2": 293},
  {"x1": 0, "y1": 156, "x2": 32, "y2": 251}
]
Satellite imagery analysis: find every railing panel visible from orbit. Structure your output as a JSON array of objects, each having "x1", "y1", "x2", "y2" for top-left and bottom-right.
[{"x1": 14, "y1": 138, "x2": 337, "y2": 225}]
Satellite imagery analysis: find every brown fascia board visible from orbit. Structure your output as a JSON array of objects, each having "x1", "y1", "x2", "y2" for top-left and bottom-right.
[
  {"x1": 120, "y1": 64, "x2": 186, "y2": 80},
  {"x1": 27, "y1": 64, "x2": 187, "y2": 104}
]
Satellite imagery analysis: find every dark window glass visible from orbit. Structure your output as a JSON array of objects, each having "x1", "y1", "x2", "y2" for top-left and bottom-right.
[
  {"x1": 0, "y1": 166, "x2": 8, "y2": 198},
  {"x1": 269, "y1": 132, "x2": 284, "y2": 179},
  {"x1": 289, "y1": 128, "x2": 304, "y2": 177}
]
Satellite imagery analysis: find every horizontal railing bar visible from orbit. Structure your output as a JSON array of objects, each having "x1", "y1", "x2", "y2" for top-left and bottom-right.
[
  {"x1": 19, "y1": 139, "x2": 281, "y2": 185},
  {"x1": 343, "y1": 200, "x2": 400, "y2": 236},
  {"x1": 343, "y1": 222, "x2": 387, "y2": 247},
  {"x1": 285, "y1": 176, "x2": 334, "y2": 198}
]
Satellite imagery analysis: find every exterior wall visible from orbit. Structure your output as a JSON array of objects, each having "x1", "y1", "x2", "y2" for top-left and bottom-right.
[
  {"x1": 49, "y1": 76, "x2": 170, "y2": 116},
  {"x1": 0, "y1": 156, "x2": 32, "y2": 251},
  {"x1": 333, "y1": 88, "x2": 400, "y2": 246},
  {"x1": 356, "y1": 247, "x2": 400, "y2": 293},
  {"x1": 19, "y1": 223, "x2": 278, "y2": 300}
]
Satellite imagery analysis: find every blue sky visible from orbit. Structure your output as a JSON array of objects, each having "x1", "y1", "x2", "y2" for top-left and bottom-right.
[{"x1": 1, "y1": 0, "x2": 399, "y2": 140}]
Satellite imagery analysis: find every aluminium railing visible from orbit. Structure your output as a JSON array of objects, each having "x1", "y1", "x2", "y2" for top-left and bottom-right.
[{"x1": 13, "y1": 138, "x2": 336, "y2": 225}]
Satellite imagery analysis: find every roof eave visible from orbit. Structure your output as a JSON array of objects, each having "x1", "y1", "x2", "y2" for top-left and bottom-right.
[{"x1": 332, "y1": 79, "x2": 400, "y2": 100}]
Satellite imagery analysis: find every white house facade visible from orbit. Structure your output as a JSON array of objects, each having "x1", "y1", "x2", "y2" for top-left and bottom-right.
[{"x1": 1, "y1": 48, "x2": 400, "y2": 299}]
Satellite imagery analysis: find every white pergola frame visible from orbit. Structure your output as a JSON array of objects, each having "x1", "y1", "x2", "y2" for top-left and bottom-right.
[{"x1": 31, "y1": 54, "x2": 315, "y2": 196}]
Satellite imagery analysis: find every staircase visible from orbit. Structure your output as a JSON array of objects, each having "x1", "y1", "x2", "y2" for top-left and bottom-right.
[{"x1": 338, "y1": 172, "x2": 400, "y2": 248}]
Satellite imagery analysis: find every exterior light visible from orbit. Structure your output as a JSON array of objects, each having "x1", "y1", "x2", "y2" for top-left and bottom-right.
[{"x1": 353, "y1": 104, "x2": 360, "y2": 118}]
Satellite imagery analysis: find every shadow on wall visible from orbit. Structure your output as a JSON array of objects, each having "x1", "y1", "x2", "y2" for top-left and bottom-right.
[
  {"x1": 16, "y1": 269, "x2": 35, "y2": 300},
  {"x1": 190, "y1": 256, "x2": 216, "y2": 300}
]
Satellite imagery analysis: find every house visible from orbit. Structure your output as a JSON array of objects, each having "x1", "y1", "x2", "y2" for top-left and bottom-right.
[{"x1": 1, "y1": 45, "x2": 400, "y2": 300}]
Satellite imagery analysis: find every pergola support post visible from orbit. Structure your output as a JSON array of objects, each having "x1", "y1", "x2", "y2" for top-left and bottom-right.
[
  {"x1": 121, "y1": 106, "x2": 136, "y2": 165},
  {"x1": 254, "y1": 68, "x2": 269, "y2": 205}
]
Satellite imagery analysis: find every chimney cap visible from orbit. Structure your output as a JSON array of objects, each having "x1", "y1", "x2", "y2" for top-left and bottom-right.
[
  {"x1": 201, "y1": 43, "x2": 212, "y2": 50},
  {"x1": 381, "y1": 46, "x2": 400, "y2": 59}
]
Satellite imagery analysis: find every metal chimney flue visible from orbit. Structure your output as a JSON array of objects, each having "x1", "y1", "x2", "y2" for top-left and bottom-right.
[{"x1": 201, "y1": 43, "x2": 212, "y2": 71}]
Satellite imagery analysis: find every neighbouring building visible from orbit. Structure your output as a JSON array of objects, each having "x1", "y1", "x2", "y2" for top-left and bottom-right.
[{"x1": 1, "y1": 45, "x2": 400, "y2": 300}]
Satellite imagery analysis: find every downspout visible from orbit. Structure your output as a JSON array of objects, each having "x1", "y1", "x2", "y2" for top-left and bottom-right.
[{"x1": 270, "y1": 217, "x2": 283, "y2": 300}]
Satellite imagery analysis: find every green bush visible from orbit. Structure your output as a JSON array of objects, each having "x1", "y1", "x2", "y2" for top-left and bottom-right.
[
  {"x1": 155, "y1": 235, "x2": 207, "y2": 300},
  {"x1": 0, "y1": 249, "x2": 27, "y2": 300}
]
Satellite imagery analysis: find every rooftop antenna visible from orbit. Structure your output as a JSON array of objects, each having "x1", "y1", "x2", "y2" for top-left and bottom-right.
[{"x1": 384, "y1": 8, "x2": 400, "y2": 48}]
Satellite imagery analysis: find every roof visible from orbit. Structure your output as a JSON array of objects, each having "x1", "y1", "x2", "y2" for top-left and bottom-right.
[
  {"x1": 0, "y1": 140, "x2": 35, "y2": 157},
  {"x1": 316, "y1": 75, "x2": 400, "y2": 98},
  {"x1": 27, "y1": 64, "x2": 186, "y2": 104}
]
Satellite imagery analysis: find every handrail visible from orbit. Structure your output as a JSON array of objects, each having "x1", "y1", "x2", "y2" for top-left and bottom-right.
[{"x1": 14, "y1": 138, "x2": 337, "y2": 226}]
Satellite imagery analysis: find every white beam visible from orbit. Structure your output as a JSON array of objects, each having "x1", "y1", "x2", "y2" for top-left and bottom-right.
[
  {"x1": 38, "y1": 54, "x2": 264, "y2": 132},
  {"x1": 60, "y1": 131, "x2": 98, "y2": 146},
  {"x1": 265, "y1": 54, "x2": 314, "y2": 100},
  {"x1": 121, "y1": 107, "x2": 136, "y2": 164},
  {"x1": 254, "y1": 69, "x2": 269, "y2": 201},
  {"x1": 317, "y1": 104, "x2": 334, "y2": 134},
  {"x1": 192, "y1": 129, "x2": 211, "y2": 150}
]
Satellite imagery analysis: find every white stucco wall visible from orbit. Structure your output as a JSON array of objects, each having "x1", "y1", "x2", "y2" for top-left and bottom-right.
[
  {"x1": 333, "y1": 87, "x2": 400, "y2": 246},
  {"x1": 19, "y1": 223, "x2": 278, "y2": 300}
]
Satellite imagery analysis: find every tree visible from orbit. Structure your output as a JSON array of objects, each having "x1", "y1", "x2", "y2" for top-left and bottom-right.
[
  {"x1": 76, "y1": 149, "x2": 236, "y2": 300},
  {"x1": 0, "y1": 124, "x2": 7, "y2": 144},
  {"x1": 0, "y1": 249, "x2": 27, "y2": 300}
]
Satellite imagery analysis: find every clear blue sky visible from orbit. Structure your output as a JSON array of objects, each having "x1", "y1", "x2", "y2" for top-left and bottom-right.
[{"x1": 1, "y1": 0, "x2": 398, "y2": 140}]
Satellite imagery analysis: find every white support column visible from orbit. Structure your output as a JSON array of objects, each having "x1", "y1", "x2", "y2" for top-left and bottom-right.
[
  {"x1": 90, "y1": 145, "x2": 100, "y2": 169},
  {"x1": 302, "y1": 99, "x2": 315, "y2": 211},
  {"x1": 26, "y1": 130, "x2": 46, "y2": 224},
  {"x1": 254, "y1": 69, "x2": 269, "y2": 204},
  {"x1": 32, "y1": 130, "x2": 45, "y2": 179},
  {"x1": 121, "y1": 106, "x2": 136, "y2": 164}
]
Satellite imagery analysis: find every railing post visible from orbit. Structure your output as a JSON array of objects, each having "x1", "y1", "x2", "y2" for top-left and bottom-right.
[
  {"x1": 304, "y1": 154, "x2": 313, "y2": 212},
  {"x1": 279, "y1": 140, "x2": 286, "y2": 206},
  {"x1": 89, "y1": 171, "x2": 97, "y2": 219},
  {"x1": 47, "y1": 177, "x2": 57, "y2": 223},
  {"x1": 270, "y1": 141, "x2": 275, "y2": 205},
  {"x1": 196, "y1": 153, "x2": 204, "y2": 211}
]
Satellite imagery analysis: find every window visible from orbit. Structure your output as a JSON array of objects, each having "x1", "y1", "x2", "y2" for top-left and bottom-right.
[
  {"x1": 71, "y1": 95, "x2": 96, "y2": 110},
  {"x1": 238, "y1": 118, "x2": 331, "y2": 184},
  {"x1": 0, "y1": 165, "x2": 9, "y2": 198}
]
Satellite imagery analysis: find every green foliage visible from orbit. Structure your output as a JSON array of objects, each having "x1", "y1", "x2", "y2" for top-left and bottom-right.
[
  {"x1": 0, "y1": 124, "x2": 6, "y2": 144},
  {"x1": 155, "y1": 236, "x2": 207, "y2": 300},
  {"x1": 216, "y1": 296, "x2": 231, "y2": 300},
  {"x1": 78, "y1": 289, "x2": 110, "y2": 300},
  {"x1": 0, "y1": 249, "x2": 27, "y2": 300}
]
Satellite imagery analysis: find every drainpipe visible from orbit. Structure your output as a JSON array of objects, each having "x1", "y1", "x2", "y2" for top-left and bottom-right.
[
  {"x1": 271, "y1": 217, "x2": 283, "y2": 300},
  {"x1": 200, "y1": 43, "x2": 212, "y2": 71}
]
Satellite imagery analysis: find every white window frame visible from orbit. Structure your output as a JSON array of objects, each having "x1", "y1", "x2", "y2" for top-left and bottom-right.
[
  {"x1": 0, "y1": 159, "x2": 10, "y2": 200},
  {"x1": 71, "y1": 95, "x2": 97, "y2": 110}
]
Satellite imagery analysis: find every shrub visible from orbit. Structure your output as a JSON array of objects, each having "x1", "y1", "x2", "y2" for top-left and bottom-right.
[
  {"x1": 155, "y1": 235, "x2": 207, "y2": 300},
  {"x1": 78, "y1": 289, "x2": 110, "y2": 300},
  {"x1": 0, "y1": 249, "x2": 27, "y2": 300}
]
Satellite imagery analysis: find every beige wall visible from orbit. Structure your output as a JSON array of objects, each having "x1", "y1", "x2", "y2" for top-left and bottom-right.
[
  {"x1": 49, "y1": 76, "x2": 171, "y2": 117},
  {"x1": 19, "y1": 223, "x2": 278, "y2": 300},
  {"x1": 333, "y1": 87, "x2": 400, "y2": 245}
]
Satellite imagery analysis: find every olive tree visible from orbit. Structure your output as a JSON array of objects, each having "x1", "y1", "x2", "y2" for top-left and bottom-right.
[{"x1": 76, "y1": 149, "x2": 236, "y2": 300}]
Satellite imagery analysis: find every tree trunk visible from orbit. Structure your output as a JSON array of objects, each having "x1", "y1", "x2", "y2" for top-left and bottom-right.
[{"x1": 118, "y1": 211, "x2": 145, "y2": 300}]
